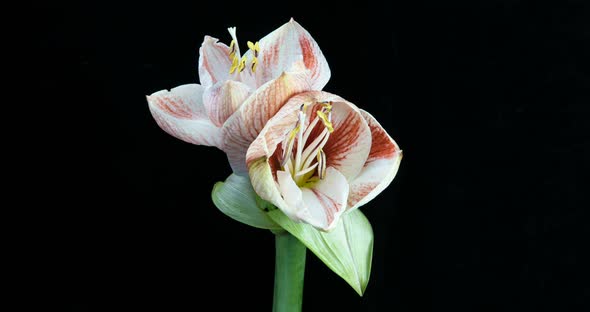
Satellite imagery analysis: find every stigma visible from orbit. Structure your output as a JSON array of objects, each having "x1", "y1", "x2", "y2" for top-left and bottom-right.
[{"x1": 280, "y1": 101, "x2": 334, "y2": 186}]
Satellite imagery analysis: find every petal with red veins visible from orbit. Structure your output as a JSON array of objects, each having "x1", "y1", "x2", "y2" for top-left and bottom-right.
[
  {"x1": 146, "y1": 84, "x2": 222, "y2": 148},
  {"x1": 276, "y1": 170, "x2": 310, "y2": 222},
  {"x1": 202, "y1": 80, "x2": 252, "y2": 127},
  {"x1": 223, "y1": 63, "x2": 312, "y2": 175},
  {"x1": 198, "y1": 36, "x2": 231, "y2": 89},
  {"x1": 347, "y1": 109, "x2": 402, "y2": 211},
  {"x1": 248, "y1": 158, "x2": 292, "y2": 217},
  {"x1": 300, "y1": 167, "x2": 349, "y2": 231},
  {"x1": 322, "y1": 100, "x2": 372, "y2": 181},
  {"x1": 245, "y1": 92, "x2": 320, "y2": 167},
  {"x1": 244, "y1": 90, "x2": 371, "y2": 181},
  {"x1": 256, "y1": 19, "x2": 330, "y2": 89},
  {"x1": 255, "y1": 164, "x2": 348, "y2": 231}
]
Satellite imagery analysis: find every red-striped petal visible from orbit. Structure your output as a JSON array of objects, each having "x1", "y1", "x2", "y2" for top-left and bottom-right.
[
  {"x1": 198, "y1": 36, "x2": 231, "y2": 89},
  {"x1": 347, "y1": 109, "x2": 402, "y2": 211},
  {"x1": 322, "y1": 100, "x2": 372, "y2": 181},
  {"x1": 146, "y1": 84, "x2": 222, "y2": 148},
  {"x1": 255, "y1": 19, "x2": 330, "y2": 90},
  {"x1": 203, "y1": 80, "x2": 251, "y2": 127},
  {"x1": 223, "y1": 63, "x2": 312, "y2": 175},
  {"x1": 300, "y1": 167, "x2": 348, "y2": 231},
  {"x1": 245, "y1": 92, "x2": 318, "y2": 167},
  {"x1": 274, "y1": 166, "x2": 349, "y2": 231}
]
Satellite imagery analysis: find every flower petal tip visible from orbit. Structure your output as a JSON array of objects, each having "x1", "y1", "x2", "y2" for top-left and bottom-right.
[{"x1": 202, "y1": 35, "x2": 218, "y2": 45}]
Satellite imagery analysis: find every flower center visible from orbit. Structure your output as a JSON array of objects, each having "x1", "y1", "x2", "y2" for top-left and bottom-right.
[{"x1": 279, "y1": 101, "x2": 334, "y2": 187}]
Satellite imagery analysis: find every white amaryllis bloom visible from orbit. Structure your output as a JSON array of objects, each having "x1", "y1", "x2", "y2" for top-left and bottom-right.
[
  {"x1": 247, "y1": 92, "x2": 402, "y2": 231},
  {"x1": 146, "y1": 19, "x2": 401, "y2": 231},
  {"x1": 146, "y1": 18, "x2": 329, "y2": 173}
]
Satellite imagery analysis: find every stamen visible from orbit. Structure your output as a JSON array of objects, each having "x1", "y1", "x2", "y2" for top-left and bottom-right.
[
  {"x1": 229, "y1": 40, "x2": 237, "y2": 60},
  {"x1": 299, "y1": 102, "x2": 311, "y2": 116},
  {"x1": 251, "y1": 57, "x2": 258, "y2": 73},
  {"x1": 229, "y1": 55, "x2": 240, "y2": 74},
  {"x1": 300, "y1": 127, "x2": 329, "y2": 170},
  {"x1": 293, "y1": 107, "x2": 306, "y2": 171},
  {"x1": 281, "y1": 101, "x2": 336, "y2": 184},
  {"x1": 245, "y1": 41, "x2": 260, "y2": 73},
  {"x1": 316, "y1": 110, "x2": 334, "y2": 133},
  {"x1": 247, "y1": 41, "x2": 260, "y2": 57},
  {"x1": 238, "y1": 57, "x2": 247, "y2": 73},
  {"x1": 301, "y1": 115, "x2": 320, "y2": 144},
  {"x1": 281, "y1": 125, "x2": 300, "y2": 168},
  {"x1": 294, "y1": 163, "x2": 318, "y2": 177},
  {"x1": 317, "y1": 148, "x2": 327, "y2": 179},
  {"x1": 283, "y1": 158, "x2": 292, "y2": 176}
]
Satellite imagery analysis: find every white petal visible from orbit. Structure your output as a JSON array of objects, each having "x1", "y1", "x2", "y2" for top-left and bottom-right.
[
  {"x1": 261, "y1": 167, "x2": 348, "y2": 231},
  {"x1": 147, "y1": 84, "x2": 222, "y2": 148},
  {"x1": 300, "y1": 167, "x2": 349, "y2": 231},
  {"x1": 203, "y1": 80, "x2": 252, "y2": 127},
  {"x1": 255, "y1": 19, "x2": 330, "y2": 89},
  {"x1": 321, "y1": 100, "x2": 372, "y2": 181},
  {"x1": 276, "y1": 170, "x2": 310, "y2": 222},
  {"x1": 198, "y1": 36, "x2": 231, "y2": 89},
  {"x1": 347, "y1": 109, "x2": 402, "y2": 211}
]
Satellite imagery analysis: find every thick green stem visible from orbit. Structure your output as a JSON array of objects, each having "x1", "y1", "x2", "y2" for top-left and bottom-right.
[{"x1": 273, "y1": 232, "x2": 306, "y2": 312}]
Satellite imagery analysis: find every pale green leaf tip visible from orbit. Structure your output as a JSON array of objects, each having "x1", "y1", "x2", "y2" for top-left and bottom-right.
[
  {"x1": 351, "y1": 277, "x2": 366, "y2": 296},
  {"x1": 267, "y1": 208, "x2": 373, "y2": 297},
  {"x1": 210, "y1": 182, "x2": 224, "y2": 206},
  {"x1": 211, "y1": 181, "x2": 223, "y2": 193},
  {"x1": 359, "y1": 281, "x2": 368, "y2": 296}
]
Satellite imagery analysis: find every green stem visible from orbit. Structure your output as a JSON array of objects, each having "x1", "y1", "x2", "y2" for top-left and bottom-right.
[{"x1": 273, "y1": 232, "x2": 306, "y2": 312}]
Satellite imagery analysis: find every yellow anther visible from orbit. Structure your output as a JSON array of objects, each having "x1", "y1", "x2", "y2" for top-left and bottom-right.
[
  {"x1": 317, "y1": 148, "x2": 327, "y2": 179},
  {"x1": 238, "y1": 57, "x2": 247, "y2": 72},
  {"x1": 316, "y1": 110, "x2": 334, "y2": 133},
  {"x1": 282, "y1": 125, "x2": 300, "y2": 168},
  {"x1": 289, "y1": 125, "x2": 301, "y2": 139},
  {"x1": 229, "y1": 55, "x2": 240, "y2": 74},
  {"x1": 229, "y1": 40, "x2": 237, "y2": 60},
  {"x1": 247, "y1": 41, "x2": 260, "y2": 56},
  {"x1": 321, "y1": 101, "x2": 332, "y2": 112},
  {"x1": 300, "y1": 102, "x2": 312, "y2": 112},
  {"x1": 251, "y1": 57, "x2": 258, "y2": 73}
]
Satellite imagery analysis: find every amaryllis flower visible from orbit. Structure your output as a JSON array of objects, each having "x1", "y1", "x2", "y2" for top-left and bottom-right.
[
  {"x1": 146, "y1": 19, "x2": 401, "y2": 231},
  {"x1": 246, "y1": 92, "x2": 402, "y2": 231},
  {"x1": 146, "y1": 19, "x2": 329, "y2": 174}
]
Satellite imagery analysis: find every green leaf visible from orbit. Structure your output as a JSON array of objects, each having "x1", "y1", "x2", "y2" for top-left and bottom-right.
[
  {"x1": 267, "y1": 209, "x2": 373, "y2": 296},
  {"x1": 212, "y1": 174, "x2": 282, "y2": 230}
]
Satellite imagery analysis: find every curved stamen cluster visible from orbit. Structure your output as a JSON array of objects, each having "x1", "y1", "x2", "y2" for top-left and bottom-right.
[
  {"x1": 228, "y1": 27, "x2": 260, "y2": 74},
  {"x1": 280, "y1": 101, "x2": 334, "y2": 186}
]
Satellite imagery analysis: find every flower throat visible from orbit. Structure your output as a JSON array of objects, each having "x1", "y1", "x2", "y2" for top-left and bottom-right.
[{"x1": 280, "y1": 101, "x2": 334, "y2": 187}]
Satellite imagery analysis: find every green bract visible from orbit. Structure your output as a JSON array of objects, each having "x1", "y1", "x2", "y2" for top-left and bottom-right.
[
  {"x1": 212, "y1": 174, "x2": 281, "y2": 230},
  {"x1": 268, "y1": 208, "x2": 373, "y2": 296},
  {"x1": 213, "y1": 175, "x2": 374, "y2": 296}
]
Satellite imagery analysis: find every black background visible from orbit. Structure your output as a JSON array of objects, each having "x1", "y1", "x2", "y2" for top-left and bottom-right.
[{"x1": 37, "y1": 0, "x2": 589, "y2": 311}]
